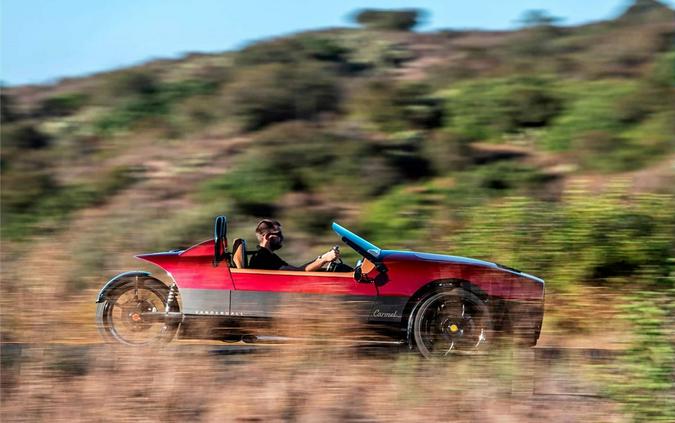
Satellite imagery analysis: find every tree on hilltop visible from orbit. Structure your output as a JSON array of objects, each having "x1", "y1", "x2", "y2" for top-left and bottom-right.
[
  {"x1": 353, "y1": 9, "x2": 424, "y2": 31},
  {"x1": 617, "y1": 0, "x2": 675, "y2": 23},
  {"x1": 518, "y1": 9, "x2": 562, "y2": 28}
]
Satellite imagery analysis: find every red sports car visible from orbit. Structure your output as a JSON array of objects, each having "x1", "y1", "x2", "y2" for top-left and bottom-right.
[{"x1": 96, "y1": 216, "x2": 544, "y2": 357}]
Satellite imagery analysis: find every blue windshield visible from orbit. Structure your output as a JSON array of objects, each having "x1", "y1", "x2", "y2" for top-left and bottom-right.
[{"x1": 332, "y1": 222, "x2": 381, "y2": 260}]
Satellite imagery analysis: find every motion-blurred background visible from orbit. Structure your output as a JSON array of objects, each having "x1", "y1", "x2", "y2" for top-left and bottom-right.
[{"x1": 1, "y1": 0, "x2": 674, "y2": 421}]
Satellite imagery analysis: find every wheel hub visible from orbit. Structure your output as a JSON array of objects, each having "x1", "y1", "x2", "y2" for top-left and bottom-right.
[
  {"x1": 121, "y1": 299, "x2": 155, "y2": 331},
  {"x1": 440, "y1": 318, "x2": 464, "y2": 340}
]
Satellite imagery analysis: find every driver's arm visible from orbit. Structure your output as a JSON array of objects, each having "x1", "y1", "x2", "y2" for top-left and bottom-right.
[{"x1": 304, "y1": 249, "x2": 339, "y2": 272}]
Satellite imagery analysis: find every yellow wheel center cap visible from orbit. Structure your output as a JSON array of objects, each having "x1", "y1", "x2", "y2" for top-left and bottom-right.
[{"x1": 449, "y1": 324, "x2": 459, "y2": 333}]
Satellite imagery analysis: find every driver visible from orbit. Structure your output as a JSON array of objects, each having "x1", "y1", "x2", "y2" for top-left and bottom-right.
[{"x1": 249, "y1": 219, "x2": 340, "y2": 271}]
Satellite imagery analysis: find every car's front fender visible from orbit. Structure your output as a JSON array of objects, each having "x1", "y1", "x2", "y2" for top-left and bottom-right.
[{"x1": 95, "y1": 271, "x2": 152, "y2": 303}]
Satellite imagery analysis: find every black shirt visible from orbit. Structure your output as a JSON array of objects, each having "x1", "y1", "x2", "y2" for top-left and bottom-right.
[{"x1": 249, "y1": 247, "x2": 289, "y2": 270}]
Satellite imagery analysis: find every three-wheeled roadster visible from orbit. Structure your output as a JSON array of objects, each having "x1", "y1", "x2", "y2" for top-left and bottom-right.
[{"x1": 96, "y1": 216, "x2": 544, "y2": 357}]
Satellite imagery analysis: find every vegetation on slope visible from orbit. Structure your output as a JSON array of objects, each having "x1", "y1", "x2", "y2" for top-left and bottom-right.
[{"x1": 1, "y1": 2, "x2": 674, "y2": 419}]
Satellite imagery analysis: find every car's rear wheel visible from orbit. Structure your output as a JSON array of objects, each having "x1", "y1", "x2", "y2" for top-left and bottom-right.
[
  {"x1": 412, "y1": 288, "x2": 492, "y2": 358},
  {"x1": 96, "y1": 277, "x2": 179, "y2": 346}
]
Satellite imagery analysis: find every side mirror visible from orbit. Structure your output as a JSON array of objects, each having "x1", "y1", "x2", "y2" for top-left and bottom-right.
[
  {"x1": 354, "y1": 266, "x2": 364, "y2": 282},
  {"x1": 354, "y1": 258, "x2": 383, "y2": 283},
  {"x1": 213, "y1": 215, "x2": 228, "y2": 266}
]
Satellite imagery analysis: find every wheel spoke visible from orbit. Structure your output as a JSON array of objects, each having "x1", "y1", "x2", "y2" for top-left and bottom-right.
[
  {"x1": 443, "y1": 340, "x2": 455, "y2": 356},
  {"x1": 116, "y1": 299, "x2": 133, "y2": 307},
  {"x1": 443, "y1": 297, "x2": 464, "y2": 319}
]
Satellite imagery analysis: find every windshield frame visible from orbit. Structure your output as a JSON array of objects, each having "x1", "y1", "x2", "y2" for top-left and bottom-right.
[{"x1": 332, "y1": 222, "x2": 382, "y2": 261}]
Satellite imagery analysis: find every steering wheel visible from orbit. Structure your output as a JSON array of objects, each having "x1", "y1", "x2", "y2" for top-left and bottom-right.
[{"x1": 326, "y1": 245, "x2": 343, "y2": 272}]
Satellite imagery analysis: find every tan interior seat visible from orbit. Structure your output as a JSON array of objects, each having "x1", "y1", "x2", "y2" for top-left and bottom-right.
[{"x1": 231, "y1": 238, "x2": 247, "y2": 269}]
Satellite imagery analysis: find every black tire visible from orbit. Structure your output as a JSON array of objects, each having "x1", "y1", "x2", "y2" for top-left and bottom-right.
[
  {"x1": 412, "y1": 288, "x2": 492, "y2": 358},
  {"x1": 96, "y1": 277, "x2": 179, "y2": 346}
]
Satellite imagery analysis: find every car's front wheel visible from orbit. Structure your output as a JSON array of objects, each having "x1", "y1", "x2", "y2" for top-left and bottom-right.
[
  {"x1": 412, "y1": 288, "x2": 492, "y2": 358},
  {"x1": 96, "y1": 277, "x2": 179, "y2": 346}
]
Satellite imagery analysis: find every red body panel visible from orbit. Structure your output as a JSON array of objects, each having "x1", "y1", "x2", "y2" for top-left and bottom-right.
[
  {"x1": 137, "y1": 241, "x2": 374, "y2": 296},
  {"x1": 137, "y1": 240, "x2": 233, "y2": 290},
  {"x1": 372, "y1": 254, "x2": 542, "y2": 301},
  {"x1": 136, "y1": 239, "x2": 543, "y2": 302},
  {"x1": 231, "y1": 269, "x2": 376, "y2": 296}
]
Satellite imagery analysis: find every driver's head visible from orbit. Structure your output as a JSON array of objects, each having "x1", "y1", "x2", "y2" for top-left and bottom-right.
[{"x1": 255, "y1": 219, "x2": 284, "y2": 251}]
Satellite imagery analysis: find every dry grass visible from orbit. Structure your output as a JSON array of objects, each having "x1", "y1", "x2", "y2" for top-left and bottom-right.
[
  {"x1": 0, "y1": 225, "x2": 632, "y2": 422},
  {"x1": 0, "y1": 295, "x2": 628, "y2": 423},
  {"x1": 1, "y1": 341, "x2": 625, "y2": 423}
]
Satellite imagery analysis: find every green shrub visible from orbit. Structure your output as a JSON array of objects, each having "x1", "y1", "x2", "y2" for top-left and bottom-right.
[
  {"x1": 200, "y1": 157, "x2": 293, "y2": 216},
  {"x1": 360, "y1": 186, "x2": 437, "y2": 248},
  {"x1": 199, "y1": 124, "x2": 335, "y2": 213},
  {"x1": 605, "y1": 289, "x2": 675, "y2": 422},
  {"x1": 236, "y1": 35, "x2": 351, "y2": 67},
  {"x1": 648, "y1": 50, "x2": 675, "y2": 88},
  {"x1": 226, "y1": 63, "x2": 341, "y2": 131},
  {"x1": 421, "y1": 131, "x2": 472, "y2": 175},
  {"x1": 3, "y1": 124, "x2": 51, "y2": 149},
  {"x1": 0, "y1": 169, "x2": 55, "y2": 215},
  {"x1": 299, "y1": 35, "x2": 350, "y2": 63},
  {"x1": 377, "y1": 132, "x2": 433, "y2": 180},
  {"x1": 38, "y1": 93, "x2": 88, "y2": 117},
  {"x1": 444, "y1": 77, "x2": 563, "y2": 140},
  {"x1": 1, "y1": 166, "x2": 138, "y2": 239},
  {"x1": 544, "y1": 79, "x2": 673, "y2": 170},
  {"x1": 197, "y1": 123, "x2": 430, "y2": 217},
  {"x1": 544, "y1": 80, "x2": 639, "y2": 150},
  {"x1": 454, "y1": 188, "x2": 675, "y2": 291},
  {"x1": 1, "y1": 92, "x2": 19, "y2": 123},
  {"x1": 357, "y1": 161, "x2": 552, "y2": 249},
  {"x1": 459, "y1": 161, "x2": 553, "y2": 194},
  {"x1": 235, "y1": 39, "x2": 306, "y2": 66},
  {"x1": 570, "y1": 131, "x2": 637, "y2": 172},
  {"x1": 624, "y1": 110, "x2": 675, "y2": 156},
  {"x1": 93, "y1": 79, "x2": 217, "y2": 135},
  {"x1": 339, "y1": 32, "x2": 414, "y2": 73},
  {"x1": 353, "y1": 80, "x2": 444, "y2": 132},
  {"x1": 110, "y1": 70, "x2": 161, "y2": 97}
]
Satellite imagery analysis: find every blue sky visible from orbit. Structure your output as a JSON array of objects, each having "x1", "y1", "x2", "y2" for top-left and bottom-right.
[{"x1": 2, "y1": 0, "x2": 673, "y2": 86}]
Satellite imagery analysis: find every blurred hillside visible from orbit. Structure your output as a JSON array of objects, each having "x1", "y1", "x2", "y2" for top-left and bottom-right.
[
  {"x1": 1, "y1": 0, "x2": 673, "y2": 301},
  {"x1": 2, "y1": 2, "x2": 673, "y2": 256},
  {"x1": 1, "y1": 1, "x2": 674, "y2": 421}
]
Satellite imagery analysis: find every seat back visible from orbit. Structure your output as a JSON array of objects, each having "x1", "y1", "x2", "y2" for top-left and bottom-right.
[{"x1": 231, "y1": 238, "x2": 248, "y2": 269}]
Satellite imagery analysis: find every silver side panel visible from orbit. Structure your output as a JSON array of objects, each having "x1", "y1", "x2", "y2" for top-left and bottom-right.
[{"x1": 180, "y1": 288, "x2": 231, "y2": 315}]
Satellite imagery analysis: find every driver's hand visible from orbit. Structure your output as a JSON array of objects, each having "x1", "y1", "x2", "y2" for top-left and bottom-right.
[{"x1": 321, "y1": 249, "x2": 339, "y2": 264}]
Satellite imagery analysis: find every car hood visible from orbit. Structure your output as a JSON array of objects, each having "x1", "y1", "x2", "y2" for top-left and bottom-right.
[{"x1": 380, "y1": 250, "x2": 544, "y2": 284}]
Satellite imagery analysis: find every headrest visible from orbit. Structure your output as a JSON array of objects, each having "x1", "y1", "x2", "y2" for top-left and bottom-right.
[{"x1": 232, "y1": 238, "x2": 247, "y2": 269}]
